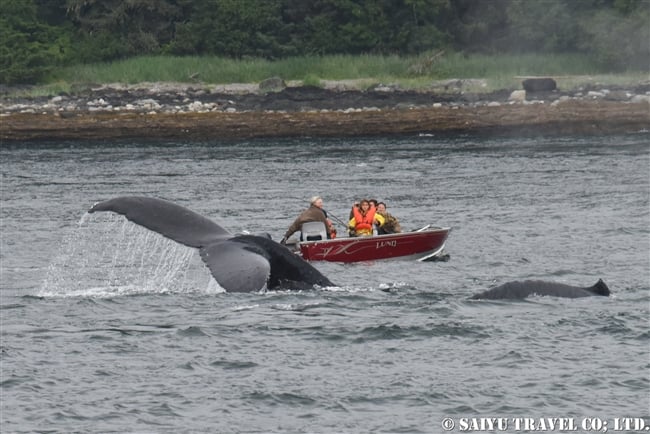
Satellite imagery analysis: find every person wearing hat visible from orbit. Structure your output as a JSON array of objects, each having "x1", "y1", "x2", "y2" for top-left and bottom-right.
[{"x1": 281, "y1": 196, "x2": 334, "y2": 244}]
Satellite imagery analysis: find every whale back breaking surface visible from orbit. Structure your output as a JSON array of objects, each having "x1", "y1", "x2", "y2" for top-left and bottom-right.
[
  {"x1": 198, "y1": 235, "x2": 333, "y2": 292},
  {"x1": 470, "y1": 279, "x2": 610, "y2": 300},
  {"x1": 88, "y1": 196, "x2": 333, "y2": 292},
  {"x1": 233, "y1": 235, "x2": 334, "y2": 289}
]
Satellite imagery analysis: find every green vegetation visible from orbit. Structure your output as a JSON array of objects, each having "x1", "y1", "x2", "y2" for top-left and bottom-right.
[
  {"x1": 0, "y1": 51, "x2": 632, "y2": 99},
  {"x1": 51, "y1": 54, "x2": 410, "y2": 84},
  {"x1": 50, "y1": 52, "x2": 641, "y2": 88},
  {"x1": 301, "y1": 74, "x2": 323, "y2": 88},
  {"x1": 2, "y1": 0, "x2": 648, "y2": 86}
]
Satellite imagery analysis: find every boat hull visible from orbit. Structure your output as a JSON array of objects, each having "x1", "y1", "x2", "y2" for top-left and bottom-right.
[{"x1": 298, "y1": 227, "x2": 450, "y2": 263}]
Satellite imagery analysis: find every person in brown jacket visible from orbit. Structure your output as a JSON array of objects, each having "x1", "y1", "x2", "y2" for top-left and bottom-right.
[
  {"x1": 281, "y1": 196, "x2": 333, "y2": 243},
  {"x1": 376, "y1": 202, "x2": 402, "y2": 234}
]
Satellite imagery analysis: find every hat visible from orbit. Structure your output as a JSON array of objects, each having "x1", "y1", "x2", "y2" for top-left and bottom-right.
[{"x1": 310, "y1": 195, "x2": 322, "y2": 205}]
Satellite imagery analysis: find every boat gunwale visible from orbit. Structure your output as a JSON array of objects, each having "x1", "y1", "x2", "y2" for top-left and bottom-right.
[{"x1": 297, "y1": 226, "x2": 451, "y2": 247}]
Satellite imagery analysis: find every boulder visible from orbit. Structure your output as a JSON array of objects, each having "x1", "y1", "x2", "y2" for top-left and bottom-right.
[
  {"x1": 630, "y1": 94, "x2": 650, "y2": 104},
  {"x1": 522, "y1": 78, "x2": 557, "y2": 92},
  {"x1": 604, "y1": 91, "x2": 631, "y2": 101},
  {"x1": 509, "y1": 90, "x2": 526, "y2": 102},
  {"x1": 259, "y1": 77, "x2": 286, "y2": 93}
]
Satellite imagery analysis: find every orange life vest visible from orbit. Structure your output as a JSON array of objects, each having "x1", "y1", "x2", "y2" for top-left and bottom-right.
[
  {"x1": 352, "y1": 206, "x2": 376, "y2": 231},
  {"x1": 327, "y1": 219, "x2": 337, "y2": 239}
]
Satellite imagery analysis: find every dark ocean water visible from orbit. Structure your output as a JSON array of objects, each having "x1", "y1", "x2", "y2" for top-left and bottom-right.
[{"x1": 1, "y1": 134, "x2": 649, "y2": 433}]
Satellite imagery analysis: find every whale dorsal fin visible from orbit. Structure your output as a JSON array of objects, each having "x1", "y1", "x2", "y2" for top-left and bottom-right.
[{"x1": 589, "y1": 279, "x2": 610, "y2": 296}]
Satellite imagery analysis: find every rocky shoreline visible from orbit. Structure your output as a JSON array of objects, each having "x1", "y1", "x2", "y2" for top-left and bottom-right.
[{"x1": 1, "y1": 79, "x2": 648, "y2": 141}]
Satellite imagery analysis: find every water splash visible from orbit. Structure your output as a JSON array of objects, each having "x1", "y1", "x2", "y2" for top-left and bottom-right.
[{"x1": 39, "y1": 213, "x2": 223, "y2": 297}]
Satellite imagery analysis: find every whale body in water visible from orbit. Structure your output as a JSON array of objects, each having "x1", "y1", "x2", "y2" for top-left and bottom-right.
[
  {"x1": 88, "y1": 196, "x2": 334, "y2": 292},
  {"x1": 470, "y1": 279, "x2": 610, "y2": 300}
]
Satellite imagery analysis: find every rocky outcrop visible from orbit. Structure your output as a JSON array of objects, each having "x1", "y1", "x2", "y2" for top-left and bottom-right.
[
  {"x1": 258, "y1": 76, "x2": 286, "y2": 93},
  {"x1": 522, "y1": 78, "x2": 557, "y2": 92},
  {"x1": 1, "y1": 81, "x2": 648, "y2": 141}
]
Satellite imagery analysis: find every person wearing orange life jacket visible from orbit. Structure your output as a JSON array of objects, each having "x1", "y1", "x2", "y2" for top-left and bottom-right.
[{"x1": 348, "y1": 199, "x2": 384, "y2": 236}]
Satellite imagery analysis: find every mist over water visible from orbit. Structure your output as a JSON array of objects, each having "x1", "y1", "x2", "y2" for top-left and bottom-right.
[{"x1": 1, "y1": 134, "x2": 648, "y2": 432}]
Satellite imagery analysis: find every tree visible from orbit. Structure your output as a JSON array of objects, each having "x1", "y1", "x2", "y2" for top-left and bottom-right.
[
  {"x1": 400, "y1": 0, "x2": 454, "y2": 53},
  {"x1": 504, "y1": 0, "x2": 578, "y2": 52},
  {"x1": 447, "y1": 0, "x2": 509, "y2": 53},
  {"x1": 2, "y1": 0, "x2": 647, "y2": 84},
  {"x1": 282, "y1": 0, "x2": 451, "y2": 55},
  {"x1": 0, "y1": 0, "x2": 70, "y2": 84},
  {"x1": 165, "y1": 0, "x2": 287, "y2": 57},
  {"x1": 578, "y1": 0, "x2": 650, "y2": 70},
  {"x1": 66, "y1": 0, "x2": 184, "y2": 61}
]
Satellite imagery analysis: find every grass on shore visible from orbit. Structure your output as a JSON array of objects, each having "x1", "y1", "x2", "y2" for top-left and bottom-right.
[{"x1": 18, "y1": 52, "x2": 650, "y2": 97}]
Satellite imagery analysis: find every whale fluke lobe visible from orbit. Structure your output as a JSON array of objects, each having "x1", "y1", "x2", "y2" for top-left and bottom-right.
[
  {"x1": 89, "y1": 196, "x2": 231, "y2": 248},
  {"x1": 88, "y1": 196, "x2": 333, "y2": 292},
  {"x1": 470, "y1": 279, "x2": 610, "y2": 300},
  {"x1": 199, "y1": 238, "x2": 271, "y2": 293}
]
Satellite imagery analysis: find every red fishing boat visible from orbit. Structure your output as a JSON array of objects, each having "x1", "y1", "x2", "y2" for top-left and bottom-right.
[{"x1": 295, "y1": 225, "x2": 450, "y2": 263}]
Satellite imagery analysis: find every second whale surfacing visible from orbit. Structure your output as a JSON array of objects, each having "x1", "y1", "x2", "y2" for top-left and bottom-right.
[
  {"x1": 470, "y1": 279, "x2": 610, "y2": 300},
  {"x1": 88, "y1": 196, "x2": 334, "y2": 292}
]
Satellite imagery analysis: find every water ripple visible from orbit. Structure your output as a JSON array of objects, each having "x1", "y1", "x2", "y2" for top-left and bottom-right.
[{"x1": 1, "y1": 134, "x2": 648, "y2": 432}]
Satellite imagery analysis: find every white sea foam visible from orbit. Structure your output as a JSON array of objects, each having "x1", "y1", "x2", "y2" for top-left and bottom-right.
[{"x1": 39, "y1": 213, "x2": 220, "y2": 297}]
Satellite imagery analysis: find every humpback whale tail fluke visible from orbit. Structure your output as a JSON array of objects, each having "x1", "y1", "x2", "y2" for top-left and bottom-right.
[
  {"x1": 89, "y1": 196, "x2": 231, "y2": 248},
  {"x1": 88, "y1": 196, "x2": 334, "y2": 293}
]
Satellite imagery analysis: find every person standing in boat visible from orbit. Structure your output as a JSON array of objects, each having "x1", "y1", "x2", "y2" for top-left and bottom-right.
[
  {"x1": 376, "y1": 202, "x2": 402, "y2": 234},
  {"x1": 348, "y1": 199, "x2": 384, "y2": 237},
  {"x1": 281, "y1": 196, "x2": 334, "y2": 243}
]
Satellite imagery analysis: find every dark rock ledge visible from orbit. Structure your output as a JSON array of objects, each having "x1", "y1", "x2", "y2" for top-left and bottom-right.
[{"x1": 1, "y1": 80, "x2": 648, "y2": 141}]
